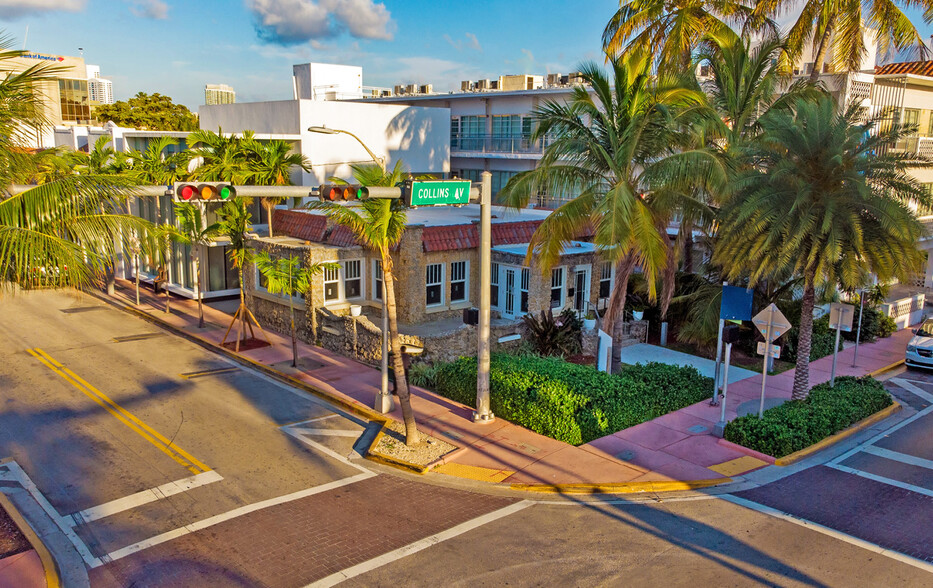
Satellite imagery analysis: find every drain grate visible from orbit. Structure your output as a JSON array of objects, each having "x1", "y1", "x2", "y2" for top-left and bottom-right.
[
  {"x1": 180, "y1": 367, "x2": 240, "y2": 379},
  {"x1": 60, "y1": 306, "x2": 103, "y2": 314},
  {"x1": 113, "y1": 333, "x2": 165, "y2": 343}
]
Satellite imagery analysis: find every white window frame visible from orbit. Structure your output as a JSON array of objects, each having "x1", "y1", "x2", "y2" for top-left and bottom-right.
[
  {"x1": 450, "y1": 260, "x2": 469, "y2": 304},
  {"x1": 254, "y1": 266, "x2": 304, "y2": 304},
  {"x1": 550, "y1": 266, "x2": 566, "y2": 310},
  {"x1": 426, "y1": 262, "x2": 445, "y2": 307},
  {"x1": 343, "y1": 259, "x2": 363, "y2": 301},
  {"x1": 490, "y1": 262, "x2": 500, "y2": 310},
  {"x1": 372, "y1": 259, "x2": 384, "y2": 301},
  {"x1": 520, "y1": 267, "x2": 530, "y2": 314},
  {"x1": 322, "y1": 258, "x2": 364, "y2": 305},
  {"x1": 599, "y1": 261, "x2": 614, "y2": 303},
  {"x1": 323, "y1": 264, "x2": 341, "y2": 303}
]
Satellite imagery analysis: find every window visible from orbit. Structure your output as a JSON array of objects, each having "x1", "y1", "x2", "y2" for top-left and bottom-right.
[
  {"x1": 459, "y1": 169, "x2": 482, "y2": 183},
  {"x1": 344, "y1": 260, "x2": 362, "y2": 299},
  {"x1": 324, "y1": 265, "x2": 340, "y2": 301},
  {"x1": 373, "y1": 260, "x2": 383, "y2": 300},
  {"x1": 426, "y1": 263, "x2": 444, "y2": 306},
  {"x1": 599, "y1": 262, "x2": 612, "y2": 299},
  {"x1": 551, "y1": 267, "x2": 564, "y2": 309},
  {"x1": 490, "y1": 262, "x2": 499, "y2": 308},
  {"x1": 450, "y1": 260, "x2": 468, "y2": 303},
  {"x1": 521, "y1": 267, "x2": 529, "y2": 313},
  {"x1": 491, "y1": 170, "x2": 518, "y2": 197},
  {"x1": 904, "y1": 109, "x2": 920, "y2": 137},
  {"x1": 255, "y1": 266, "x2": 302, "y2": 300}
]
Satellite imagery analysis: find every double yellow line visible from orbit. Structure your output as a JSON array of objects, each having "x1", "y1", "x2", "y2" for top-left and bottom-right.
[{"x1": 27, "y1": 348, "x2": 211, "y2": 476}]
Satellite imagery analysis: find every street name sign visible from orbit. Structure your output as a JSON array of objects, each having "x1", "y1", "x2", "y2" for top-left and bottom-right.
[
  {"x1": 829, "y1": 302, "x2": 855, "y2": 332},
  {"x1": 408, "y1": 180, "x2": 471, "y2": 206},
  {"x1": 752, "y1": 304, "x2": 792, "y2": 340}
]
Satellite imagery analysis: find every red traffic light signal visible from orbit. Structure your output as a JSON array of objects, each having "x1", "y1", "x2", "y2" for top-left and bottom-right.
[
  {"x1": 174, "y1": 183, "x2": 236, "y2": 201},
  {"x1": 319, "y1": 184, "x2": 363, "y2": 201}
]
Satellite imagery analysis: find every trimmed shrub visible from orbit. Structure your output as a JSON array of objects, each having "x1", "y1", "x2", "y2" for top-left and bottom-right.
[
  {"x1": 434, "y1": 354, "x2": 712, "y2": 445},
  {"x1": 843, "y1": 306, "x2": 896, "y2": 343},
  {"x1": 723, "y1": 376, "x2": 892, "y2": 458}
]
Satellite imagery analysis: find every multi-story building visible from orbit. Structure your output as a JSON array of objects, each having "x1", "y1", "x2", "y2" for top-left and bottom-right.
[
  {"x1": 0, "y1": 51, "x2": 93, "y2": 147},
  {"x1": 86, "y1": 65, "x2": 114, "y2": 105},
  {"x1": 204, "y1": 83, "x2": 236, "y2": 105}
]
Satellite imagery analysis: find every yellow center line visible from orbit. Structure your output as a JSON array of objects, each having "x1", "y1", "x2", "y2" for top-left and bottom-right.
[{"x1": 27, "y1": 348, "x2": 210, "y2": 475}]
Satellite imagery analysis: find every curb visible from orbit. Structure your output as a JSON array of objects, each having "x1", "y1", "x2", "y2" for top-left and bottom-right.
[
  {"x1": 361, "y1": 423, "x2": 429, "y2": 474},
  {"x1": 508, "y1": 477, "x2": 732, "y2": 495},
  {"x1": 774, "y1": 401, "x2": 902, "y2": 466},
  {"x1": 0, "y1": 492, "x2": 60, "y2": 588},
  {"x1": 868, "y1": 359, "x2": 904, "y2": 377},
  {"x1": 716, "y1": 439, "x2": 777, "y2": 465}
]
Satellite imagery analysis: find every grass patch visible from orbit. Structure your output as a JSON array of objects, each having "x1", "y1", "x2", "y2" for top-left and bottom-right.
[
  {"x1": 723, "y1": 376, "x2": 892, "y2": 458},
  {"x1": 434, "y1": 353, "x2": 712, "y2": 445}
]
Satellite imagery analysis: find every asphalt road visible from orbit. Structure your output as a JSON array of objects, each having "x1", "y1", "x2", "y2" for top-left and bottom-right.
[{"x1": 1, "y1": 289, "x2": 931, "y2": 587}]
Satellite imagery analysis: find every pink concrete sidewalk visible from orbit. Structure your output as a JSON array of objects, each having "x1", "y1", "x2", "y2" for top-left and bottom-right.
[
  {"x1": 104, "y1": 280, "x2": 911, "y2": 486},
  {"x1": 0, "y1": 549, "x2": 45, "y2": 588}
]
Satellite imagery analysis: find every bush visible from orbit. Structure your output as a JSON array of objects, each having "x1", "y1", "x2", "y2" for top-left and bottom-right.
[
  {"x1": 434, "y1": 354, "x2": 712, "y2": 445},
  {"x1": 408, "y1": 362, "x2": 438, "y2": 389},
  {"x1": 522, "y1": 308, "x2": 582, "y2": 357},
  {"x1": 723, "y1": 376, "x2": 892, "y2": 458},
  {"x1": 785, "y1": 315, "x2": 843, "y2": 363},
  {"x1": 843, "y1": 306, "x2": 896, "y2": 343}
]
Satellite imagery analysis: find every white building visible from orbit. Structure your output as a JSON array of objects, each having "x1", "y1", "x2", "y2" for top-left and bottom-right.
[
  {"x1": 293, "y1": 63, "x2": 363, "y2": 101},
  {"x1": 204, "y1": 83, "x2": 236, "y2": 105},
  {"x1": 86, "y1": 64, "x2": 114, "y2": 104}
]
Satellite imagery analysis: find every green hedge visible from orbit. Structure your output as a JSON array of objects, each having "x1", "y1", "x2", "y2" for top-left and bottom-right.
[
  {"x1": 434, "y1": 354, "x2": 711, "y2": 445},
  {"x1": 723, "y1": 377, "x2": 892, "y2": 458}
]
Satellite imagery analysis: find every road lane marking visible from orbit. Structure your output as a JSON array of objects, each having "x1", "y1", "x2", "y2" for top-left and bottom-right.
[
  {"x1": 105, "y1": 471, "x2": 376, "y2": 564},
  {"x1": 27, "y1": 348, "x2": 210, "y2": 476},
  {"x1": 720, "y1": 495, "x2": 933, "y2": 574},
  {"x1": 70, "y1": 470, "x2": 224, "y2": 525},
  {"x1": 281, "y1": 421, "x2": 373, "y2": 474},
  {"x1": 293, "y1": 428, "x2": 364, "y2": 437},
  {"x1": 306, "y1": 500, "x2": 533, "y2": 588},
  {"x1": 179, "y1": 367, "x2": 240, "y2": 379},
  {"x1": 890, "y1": 378, "x2": 933, "y2": 403},
  {"x1": 826, "y1": 463, "x2": 933, "y2": 498},
  {"x1": 860, "y1": 445, "x2": 933, "y2": 471}
]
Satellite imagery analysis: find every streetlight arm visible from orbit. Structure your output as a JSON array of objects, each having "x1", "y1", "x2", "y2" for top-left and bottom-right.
[{"x1": 308, "y1": 126, "x2": 385, "y2": 172}]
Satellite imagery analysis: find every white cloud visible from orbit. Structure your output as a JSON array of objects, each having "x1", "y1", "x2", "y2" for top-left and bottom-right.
[
  {"x1": 0, "y1": 0, "x2": 85, "y2": 19},
  {"x1": 129, "y1": 0, "x2": 169, "y2": 20},
  {"x1": 464, "y1": 32, "x2": 481, "y2": 52},
  {"x1": 444, "y1": 32, "x2": 482, "y2": 53},
  {"x1": 246, "y1": 0, "x2": 395, "y2": 45}
]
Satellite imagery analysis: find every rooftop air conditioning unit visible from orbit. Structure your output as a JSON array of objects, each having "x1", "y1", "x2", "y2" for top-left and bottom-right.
[
  {"x1": 461, "y1": 80, "x2": 473, "y2": 92},
  {"x1": 405, "y1": 84, "x2": 417, "y2": 94},
  {"x1": 420, "y1": 84, "x2": 433, "y2": 94}
]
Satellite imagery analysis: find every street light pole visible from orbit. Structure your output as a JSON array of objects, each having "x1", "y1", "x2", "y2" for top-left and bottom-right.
[
  {"x1": 474, "y1": 171, "x2": 494, "y2": 423},
  {"x1": 308, "y1": 125, "x2": 392, "y2": 413}
]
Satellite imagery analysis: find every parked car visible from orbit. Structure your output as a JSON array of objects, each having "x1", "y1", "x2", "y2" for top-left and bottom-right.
[{"x1": 905, "y1": 320, "x2": 933, "y2": 368}]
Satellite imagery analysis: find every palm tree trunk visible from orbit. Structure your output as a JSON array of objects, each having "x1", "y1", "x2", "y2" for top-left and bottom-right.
[
  {"x1": 602, "y1": 254, "x2": 637, "y2": 342},
  {"x1": 134, "y1": 254, "x2": 140, "y2": 306},
  {"x1": 195, "y1": 256, "x2": 204, "y2": 328},
  {"x1": 288, "y1": 291, "x2": 298, "y2": 367},
  {"x1": 659, "y1": 237, "x2": 678, "y2": 321},
  {"x1": 809, "y1": 17, "x2": 836, "y2": 82},
  {"x1": 382, "y1": 251, "x2": 419, "y2": 446},
  {"x1": 265, "y1": 200, "x2": 274, "y2": 238},
  {"x1": 792, "y1": 278, "x2": 817, "y2": 400}
]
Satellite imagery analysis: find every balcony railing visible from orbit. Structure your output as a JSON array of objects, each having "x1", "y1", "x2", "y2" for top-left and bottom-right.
[
  {"x1": 891, "y1": 135, "x2": 933, "y2": 158},
  {"x1": 451, "y1": 133, "x2": 555, "y2": 155}
]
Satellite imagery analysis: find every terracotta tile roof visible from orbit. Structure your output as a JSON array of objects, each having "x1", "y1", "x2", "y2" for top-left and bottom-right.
[
  {"x1": 491, "y1": 220, "x2": 544, "y2": 246},
  {"x1": 326, "y1": 224, "x2": 361, "y2": 247},
  {"x1": 875, "y1": 61, "x2": 933, "y2": 77},
  {"x1": 422, "y1": 225, "x2": 478, "y2": 252},
  {"x1": 272, "y1": 210, "x2": 326, "y2": 242}
]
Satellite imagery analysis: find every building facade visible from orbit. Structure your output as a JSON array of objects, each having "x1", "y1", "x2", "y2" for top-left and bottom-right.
[{"x1": 204, "y1": 84, "x2": 235, "y2": 105}]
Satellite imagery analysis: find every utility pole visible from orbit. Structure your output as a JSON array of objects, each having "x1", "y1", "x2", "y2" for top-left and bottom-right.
[{"x1": 474, "y1": 171, "x2": 494, "y2": 423}]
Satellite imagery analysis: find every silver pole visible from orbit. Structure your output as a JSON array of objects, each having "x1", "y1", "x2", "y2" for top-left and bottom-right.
[
  {"x1": 711, "y1": 282, "x2": 727, "y2": 406},
  {"x1": 852, "y1": 291, "x2": 865, "y2": 367},
  {"x1": 474, "y1": 172, "x2": 494, "y2": 422},
  {"x1": 759, "y1": 305, "x2": 774, "y2": 418},
  {"x1": 713, "y1": 342, "x2": 732, "y2": 437},
  {"x1": 831, "y1": 323, "x2": 842, "y2": 387}
]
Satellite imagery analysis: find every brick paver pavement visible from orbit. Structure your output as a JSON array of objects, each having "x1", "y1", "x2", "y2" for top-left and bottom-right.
[
  {"x1": 88, "y1": 475, "x2": 518, "y2": 587},
  {"x1": 734, "y1": 465, "x2": 933, "y2": 563}
]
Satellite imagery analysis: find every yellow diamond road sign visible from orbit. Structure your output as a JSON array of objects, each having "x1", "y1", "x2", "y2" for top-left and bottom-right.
[{"x1": 752, "y1": 303, "x2": 792, "y2": 340}]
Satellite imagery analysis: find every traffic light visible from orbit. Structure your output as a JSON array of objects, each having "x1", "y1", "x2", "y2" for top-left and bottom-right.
[
  {"x1": 318, "y1": 184, "x2": 402, "y2": 201},
  {"x1": 174, "y1": 183, "x2": 237, "y2": 202}
]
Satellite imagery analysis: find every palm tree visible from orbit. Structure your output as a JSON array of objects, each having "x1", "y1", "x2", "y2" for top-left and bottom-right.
[
  {"x1": 715, "y1": 93, "x2": 930, "y2": 399},
  {"x1": 128, "y1": 136, "x2": 185, "y2": 186},
  {"x1": 753, "y1": 0, "x2": 933, "y2": 81},
  {"x1": 305, "y1": 161, "x2": 421, "y2": 446},
  {"x1": 243, "y1": 138, "x2": 311, "y2": 237},
  {"x1": 499, "y1": 53, "x2": 717, "y2": 341},
  {"x1": 0, "y1": 33, "x2": 148, "y2": 291},
  {"x1": 217, "y1": 197, "x2": 267, "y2": 351},
  {"x1": 147, "y1": 223, "x2": 175, "y2": 314},
  {"x1": 602, "y1": 0, "x2": 758, "y2": 71},
  {"x1": 187, "y1": 128, "x2": 254, "y2": 184},
  {"x1": 167, "y1": 202, "x2": 221, "y2": 328},
  {"x1": 254, "y1": 252, "x2": 336, "y2": 366}
]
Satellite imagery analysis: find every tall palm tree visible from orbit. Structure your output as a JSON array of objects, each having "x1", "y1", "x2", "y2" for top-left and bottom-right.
[
  {"x1": 254, "y1": 252, "x2": 336, "y2": 367},
  {"x1": 128, "y1": 136, "x2": 185, "y2": 186},
  {"x1": 304, "y1": 161, "x2": 421, "y2": 446},
  {"x1": 187, "y1": 128, "x2": 254, "y2": 184},
  {"x1": 217, "y1": 197, "x2": 267, "y2": 351},
  {"x1": 602, "y1": 0, "x2": 759, "y2": 71},
  {"x1": 167, "y1": 202, "x2": 221, "y2": 328},
  {"x1": 753, "y1": 0, "x2": 933, "y2": 81},
  {"x1": 243, "y1": 138, "x2": 311, "y2": 237},
  {"x1": 715, "y1": 93, "x2": 930, "y2": 399},
  {"x1": 499, "y1": 53, "x2": 717, "y2": 341},
  {"x1": 0, "y1": 33, "x2": 148, "y2": 291}
]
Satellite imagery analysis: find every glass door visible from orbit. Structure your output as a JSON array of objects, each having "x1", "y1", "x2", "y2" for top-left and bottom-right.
[{"x1": 574, "y1": 268, "x2": 588, "y2": 314}]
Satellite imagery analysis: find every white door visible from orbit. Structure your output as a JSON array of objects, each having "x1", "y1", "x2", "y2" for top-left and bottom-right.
[
  {"x1": 573, "y1": 267, "x2": 590, "y2": 314},
  {"x1": 502, "y1": 267, "x2": 518, "y2": 319}
]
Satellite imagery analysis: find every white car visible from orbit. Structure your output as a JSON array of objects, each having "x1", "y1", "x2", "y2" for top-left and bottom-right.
[{"x1": 906, "y1": 320, "x2": 933, "y2": 368}]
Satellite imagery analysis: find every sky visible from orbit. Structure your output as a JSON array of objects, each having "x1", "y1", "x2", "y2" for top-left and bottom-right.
[
  {"x1": 1, "y1": 1, "x2": 931, "y2": 112},
  {"x1": 0, "y1": 0, "x2": 618, "y2": 109}
]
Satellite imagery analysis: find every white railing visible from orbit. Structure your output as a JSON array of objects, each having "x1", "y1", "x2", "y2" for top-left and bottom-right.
[{"x1": 879, "y1": 293, "x2": 925, "y2": 329}]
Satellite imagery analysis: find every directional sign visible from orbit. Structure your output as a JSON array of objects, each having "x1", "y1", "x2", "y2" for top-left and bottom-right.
[
  {"x1": 829, "y1": 302, "x2": 855, "y2": 333},
  {"x1": 752, "y1": 303, "x2": 792, "y2": 340},
  {"x1": 721, "y1": 285, "x2": 754, "y2": 321},
  {"x1": 407, "y1": 180, "x2": 471, "y2": 207},
  {"x1": 757, "y1": 342, "x2": 781, "y2": 359}
]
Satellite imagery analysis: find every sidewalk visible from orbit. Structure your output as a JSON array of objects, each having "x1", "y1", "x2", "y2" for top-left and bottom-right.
[{"x1": 103, "y1": 280, "x2": 911, "y2": 487}]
